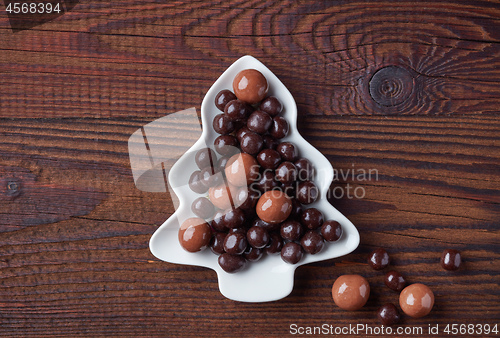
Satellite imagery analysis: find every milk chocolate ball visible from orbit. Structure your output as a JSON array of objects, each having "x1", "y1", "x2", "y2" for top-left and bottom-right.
[
  {"x1": 178, "y1": 217, "x2": 212, "y2": 252},
  {"x1": 399, "y1": 283, "x2": 434, "y2": 318},
  {"x1": 332, "y1": 275, "x2": 370, "y2": 311},
  {"x1": 256, "y1": 190, "x2": 292, "y2": 224},
  {"x1": 224, "y1": 153, "x2": 259, "y2": 187},
  {"x1": 232, "y1": 69, "x2": 269, "y2": 104},
  {"x1": 209, "y1": 184, "x2": 234, "y2": 210}
]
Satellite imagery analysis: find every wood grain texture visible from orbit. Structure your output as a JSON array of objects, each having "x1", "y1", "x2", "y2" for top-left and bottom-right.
[{"x1": 0, "y1": 0, "x2": 499, "y2": 337}]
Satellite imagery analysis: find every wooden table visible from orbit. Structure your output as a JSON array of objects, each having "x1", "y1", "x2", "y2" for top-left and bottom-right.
[{"x1": 1, "y1": 1, "x2": 498, "y2": 336}]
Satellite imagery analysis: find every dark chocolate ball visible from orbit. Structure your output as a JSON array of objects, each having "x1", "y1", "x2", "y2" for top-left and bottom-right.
[
  {"x1": 218, "y1": 253, "x2": 246, "y2": 273},
  {"x1": 210, "y1": 232, "x2": 227, "y2": 255},
  {"x1": 224, "y1": 99, "x2": 252, "y2": 121},
  {"x1": 276, "y1": 142, "x2": 298, "y2": 162},
  {"x1": 321, "y1": 220, "x2": 342, "y2": 242},
  {"x1": 213, "y1": 114, "x2": 235, "y2": 135},
  {"x1": 189, "y1": 170, "x2": 208, "y2": 194},
  {"x1": 275, "y1": 161, "x2": 297, "y2": 184},
  {"x1": 215, "y1": 89, "x2": 237, "y2": 111},
  {"x1": 384, "y1": 270, "x2": 407, "y2": 292},
  {"x1": 214, "y1": 135, "x2": 239, "y2": 155},
  {"x1": 223, "y1": 208, "x2": 246, "y2": 229},
  {"x1": 223, "y1": 232, "x2": 248, "y2": 255},
  {"x1": 280, "y1": 220, "x2": 303, "y2": 241},
  {"x1": 281, "y1": 242, "x2": 303, "y2": 264},
  {"x1": 294, "y1": 158, "x2": 315, "y2": 181},
  {"x1": 262, "y1": 134, "x2": 280, "y2": 150},
  {"x1": 240, "y1": 131, "x2": 264, "y2": 155},
  {"x1": 270, "y1": 116, "x2": 289, "y2": 139},
  {"x1": 265, "y1": 232, "x2": 284, "y2": 254},
  {"x1": 195, "y1": 148, "x2": 216, "y2": 170},
  {"x1": 259, "y1": 96, "x2": 282, "y2": 116},
  {"x1": 246, "y1": 226, "x2": 270, "y2": 249},
  {"x1": 300, "y1": 230, "x2": 324, "y2": 255},
  {"x1": 296, "y1": 181, "x2": 318, "y2": 205},
  {"x1": 301, "y1": 208, "x2": 324, "y2": 230},
  {"x1": 256, "y1": 149, "x2": 282, "y2": 170},
  {"x1": 441, "y1": 249, "x2": 462, "y2": 271},
  {"x1": 191, "y1": 197, "x2": 215, "y2": 220},
  {"x1": 368, "y1": 248, "x2": 390, "y2": 270},
  {"x1": 377, "y1": 303, "x2": 400, "y2": 326},
  {"x1": 247, "y1": 110, "x2": 272, "y2": 134}
]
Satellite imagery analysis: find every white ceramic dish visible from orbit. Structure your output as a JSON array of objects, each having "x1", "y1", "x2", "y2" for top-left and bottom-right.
[{"x1": 149, "y1": 55, "x2": 360, "y2": 302}]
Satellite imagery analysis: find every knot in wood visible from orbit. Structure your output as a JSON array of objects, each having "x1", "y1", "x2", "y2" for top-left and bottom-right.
[
  {"x1": 2, "y1": 178, "x2": 22, "y2": 199},
  {"x1": 369, "y1": 66, "x2": 414, "y2": 107}
]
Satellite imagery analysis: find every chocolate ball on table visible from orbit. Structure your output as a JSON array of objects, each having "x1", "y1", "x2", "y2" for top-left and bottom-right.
[
  {"x1": 232, "y1": 69, "x2": 269, "y2": 104},
  {"x1": 399, "y1": 283, "x2": 434, "y2": 318},
  {"x1": 377, "y1": 303, "x2": 401, "y2": 326},
  {"x1": 256, "y1": 190, "x2": 293, "y2": 225},
  {"x1": 384, "y1": 270, "x2": 407, "y2": 292},
  {"x1": 178, "y1": 217, "x2": 212, "y2": 253},
  {"x1": 441, "y1": 249, "x2": 462, "y2": 271},
  {"x1": 368, "y1": 248, "x2": 390, "y2": 270},
  {"x1": 332, "y1": 275, "x2": 370, "y2": 311},
  {"x1": 225, "y1": 153, "x2": 260, "y2": 187}
]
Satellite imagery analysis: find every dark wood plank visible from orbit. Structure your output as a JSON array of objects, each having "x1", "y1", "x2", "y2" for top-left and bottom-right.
[{"x1": 0, "y1": 0, "x2": 499, "y2": 337}]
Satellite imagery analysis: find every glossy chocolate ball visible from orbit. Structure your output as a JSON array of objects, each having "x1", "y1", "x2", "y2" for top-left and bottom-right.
[
  {"x1": 276, "y1": 142, "x2": 298, "y2": 162},
  {"x1": 332, "y1": 275, "x2": 370, "y2": 311},
  {"x1": 214, "y1": 135, "x2": 239, "y2": 155},
  {"x1": 281, "y1": 242, "x2": 303, "y2": 264},
  {"x1": 295, "y1": 158, "x2": 315, "y2": 181},
  {"x1": 224, "y1": 99, "x2": 252, "y2": 121},
  {"x1": 280, "y1": 220, "x2": 303, "y2": 241},
  {"x1": 321, "y1": 220, "x2": 342, "y2": 242},
  {"x1": 210, "y1": 232, "x2": 227, "y2": 255},
  {"x1": 213, "y1": 113, "x2": 235, "y2": 135},
  {"x1": 377, "y1": 303, "x2": 401, "y2": 326},
  {"x1": 384, "y1": 270, "x2": 407, "y2": 292},
  {"x1": 240, "y1": 131, "x2": 264, "y2": 155},
  {"x1": 233, "y1": 186, "x2": 259, "y2": 210},
  {"x1": 270, "y1": 116, "x2": 289, "y2": 139},
  {"x1": 265, "y1": 232, "x2": 284, "y2": 254},
  {"x1": 223, "y1": 231, "x2": 248, "y2": 255},
  {"x1": 247, "y1": 226, "x2": 270, "y2": 249},
  {"x1": 211, "y1": 210, "x2": 228, "y2": 232},
  {"x1": 232, "y1": 69, "x2": 269, "y2": 104},
  {"x1": 301, "y1": 230, "x2": 324, "y2": 255},
  {"x1": 235, "y1": 126, "x2": 251, "y2": 142},
  {"x1": 301, "y1": 208, "x2": 324, "y2": 230},
  {"x1": 399, "y1": 283, "x2": 434, "y2": 318},
  {"x1": 244, "y1": 246, "x2": 263, "y2": 262},
  {"x1": 215, "y1": 89, "x2": 236, "y2": 111},
  {"x1": 256, "y1": 190, "x2": 293, "y2": 224},
  {"x1": 259, "y1": 96, "x2": 282, "y2": 116},
  {"x1": 225, "y1": 153, "x2": 260, "y2": 186},
  {"x1": 218, "y1": 253, "x2": 246, "y2": 273},
  {"x1": 208, "y1": 184, "x2": 234, "y2": 210},
  {"x1": 257, "y1": 149, "x2": 282, "y2": 170},
  {"x1": 296, "y1": 181, "x2": 318, "y2": 204},
  {"x1": 191, "y1": 197, "x2": 215, "y2": 220},
  {"x1": 189, "y1": 170, "x2": 208, "y2": 194},
  {"x1": 275, "y1": 161, "x2": 297, "y2": 185},
  {"x1": 178, "y1": 217, "x2": 212, "y2": 253},
  {"x1": 247, "y1": 110, "x2": 272, "y2": 134},
  {"x1": 195, "y1": 148, "x2": 216, "y2": 170},
  {"x1": 441, "y1": 249, "x2": 462, "y2": 271},
  {"x1": 368, "y1": 248, "x2": 390, "y2": 270},
  {"x1": 223, "y1": 208, "x2": 246, "y2": 229}
]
